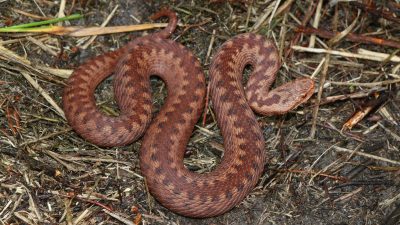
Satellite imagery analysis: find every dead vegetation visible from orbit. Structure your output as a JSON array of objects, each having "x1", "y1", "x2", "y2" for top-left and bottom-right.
[{"x1": 0, "y1": 0, "x2": 399, "y2": 224}]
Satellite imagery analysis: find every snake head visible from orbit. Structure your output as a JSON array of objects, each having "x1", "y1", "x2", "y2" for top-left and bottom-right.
[{"x1": 248, "y1": 78, "x2": 315, "y2": 116}]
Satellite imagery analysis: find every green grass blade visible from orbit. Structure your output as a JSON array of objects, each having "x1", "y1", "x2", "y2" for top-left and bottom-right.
[{"x1": 0, "y1": 14, "x2": 83, "y2": 32}]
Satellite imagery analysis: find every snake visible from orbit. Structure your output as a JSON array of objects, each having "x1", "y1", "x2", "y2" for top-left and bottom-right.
[{"x1": 62, "y1": 9, "x2": 314, "y2": 218}]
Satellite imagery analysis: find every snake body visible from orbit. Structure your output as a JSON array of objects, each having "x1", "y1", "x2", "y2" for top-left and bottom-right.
[{"x1": 63, "y1": 9, "x2": 314, "y2": 218}]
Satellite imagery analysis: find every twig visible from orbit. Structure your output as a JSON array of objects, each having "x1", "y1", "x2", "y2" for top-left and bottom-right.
[
  {"x1": 174, "y1": 19, "x2": 211, "y2": 40},
  {"x1": 333, "y1": 146, "x2": 400, "y2": 165},
  {"x1": 378, "y1": 123, "x2": 400, "y2": 142},
  {"x1": 350, "y1": 1, "x2": 400, "y2": 24},
  {"x1": 308, "y1": 0, "x2": 323, "y2": 48},
  {"x1": 0, "y1": 45, "x2": 32, "y2": 66},
  {"x1": 333, "y1": 187, "x2": 363, "y2": 202},
  {"x1": 342, "y1": 92, "x2": 388, "y2": 130},
  {"x1": 103, "y1": 209, "x2": 135, "y2": 225},
  {"x1": 205, "y1": 29, "x2": 216, "y2": 64},
  {"x1": 380, "y1": 204, "x2": 400, "y2": 225},
  {"x1": 316, "y1": 88, "x2": 387, "y2": 105},
  {"x1": 75, "y1": 197, "x2": 113, "y2": 212},
  {"x1": 12, "y1": 8, "x2": 51, "y2": 20},
  {"x1": 32, "y1": 0, "x2": 46, "y2": 17},
  {"x1": 58, "y1": 0, "x2": 67, "y2": 22},
  {"x1": 19, "y1": 128, "x2": 72, "y2": 146},
  {"x1": 252, "y1": 1, "x2": 276, "y2": 31},
  {"x1": 202, "y1": 84, "x2": 211, "y2": 127},
  {"x1": 275, "y1": 168, "x2": 348, "y2": 181},
  {"x1": 275, "y1": 0, "x2": 295, "y2": 17},
  {"x1": 20, "y1": 71, "x2": 65, "y2": 119},
  {"x1": 80, "y1": 4, "x2": 119, "y2": 49},
  {"x1": 358, "y1": 48, "x2": 400, "y2": 62},
  {"x1": 297, "y1": 26, "x2": 400, "y2": 49},
  {"x1": 24, "y1": 186, "x2": 44, "y2": 222},
  {"x1": 268, "y1": 0, "x2": 281, "y2": 25},
  {"x1": 43, "y1": 149, "x2": 132, "y2": 166},
  {"x1": 310, "y1": 57, "x2": 325, "y2": 79},
  {"x1": 328, "y1": 79, "x2": 400, "y2": 87},
  {"x1": 328, "y1": 10, "x2": 360, "y2": 46},
  {"x1": 26, "y1": 36, "x2": 58, "y2": 56},
  {"x1": 35, "y1": 65, "x2": 72, "y2": 79},
  {"x1": 292, "y1": 46, "x2": 400, "y2": 62},
  {"x1": 51, "y1": 24, "x2": 168, "y2": 36},
  {"x1": 310, "y1": 48, "x2": 330, "y2": 138},
  {"x1": 44, "y1": 150, "x2": 85, "y2": 171},
  {"x1": 285, "y1": 0, "x2": 317, "y2": 57}
]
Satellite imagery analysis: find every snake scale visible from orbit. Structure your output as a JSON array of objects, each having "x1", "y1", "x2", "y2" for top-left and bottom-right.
[{"x1": 63, "y1": 9, "x2": 314, "y2": 218}]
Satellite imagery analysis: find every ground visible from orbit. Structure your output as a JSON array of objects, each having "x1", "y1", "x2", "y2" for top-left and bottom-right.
[{"x1": 0, "y1": 0, "x2": 400, "y2": 225}]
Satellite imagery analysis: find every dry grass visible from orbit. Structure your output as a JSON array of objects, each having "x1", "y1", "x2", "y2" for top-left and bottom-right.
[{"x1": 1, "y1": 0, "x2": 400, "y2": 224}]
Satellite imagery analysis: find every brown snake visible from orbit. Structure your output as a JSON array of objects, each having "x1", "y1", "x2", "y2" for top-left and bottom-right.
[{"x1": 63, "y1": 9, "x2": 314, "y2": 218}]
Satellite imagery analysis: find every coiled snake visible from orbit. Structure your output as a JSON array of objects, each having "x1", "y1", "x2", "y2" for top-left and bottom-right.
[{"x1": 63, "y1": 9, "x2": 314, "y2": 218}]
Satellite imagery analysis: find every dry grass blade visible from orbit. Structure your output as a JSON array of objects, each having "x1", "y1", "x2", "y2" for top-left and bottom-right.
[
  {"x1": 297, "y1": 26, "x2": 400, "y2": 49},
  {"x1": 328, "y1": 79, "x2": 400, "y2": 87},
  {"x1": 35, "y1": 65, "x2": 72, "y2": 79},
  {"x1": 292, "y1": 46, "x2": 400, "y2": 62},
  {"x1": 350, "y1": 1, "x2": 400, "y2": 24},
  {"x1": 0, "y1": 44, "x2": 72, "y2": 79},
  {"x1": 308, "y1": 0, "x2": 323, "y2": 47},
  {"x1": 12, "y1": 8, "x2": 52, "y2": 20},
  {"x1": 327, "y1": 11, "x2": 359, "y2": 46},
  {"x1": 19, "y1": 128, "x2": 72, "y2": 146},
  {"x1": 0, "y1": 45, "x2": 31, "y2": 66},
  {"x1": 43, "y1": 149, "x2": 133, "y2": 166},
  {"x1": 69, "y1": 24, "x2": 165, "y2": 37},
  {"x1": 316, "y1": 87, "x2": 387, "y2": 105},
  {"x1": 26, "y1": 36, "x2": 58, "y2": 56},
  {"x1": 310, "y1": 48, "x2": 330, "y2": 138},
  {"x1": 20, "y1": 71, "x2": 65, "y2": 119},
  {"x1": 333, "y1": 146, "x2": 400, "y2": 165},
  {"x1": 378, "y1": 123, "x2": 400, "y2": 141},
  {"x1": 44, "y1": 150, "x2": 86, "y2": 171},
  {"x1": 6, "y1": 23, "x2": 169, "y2": 37},
  {"x1": 80, "y1": 4, "x2": 119, "y2": 49},
  {"x1": 103, "y1": 210, "x2": 135, "y2": 225},
  {"x1": 333, "y1": 187, "x2": 363, "y2": 202}
]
